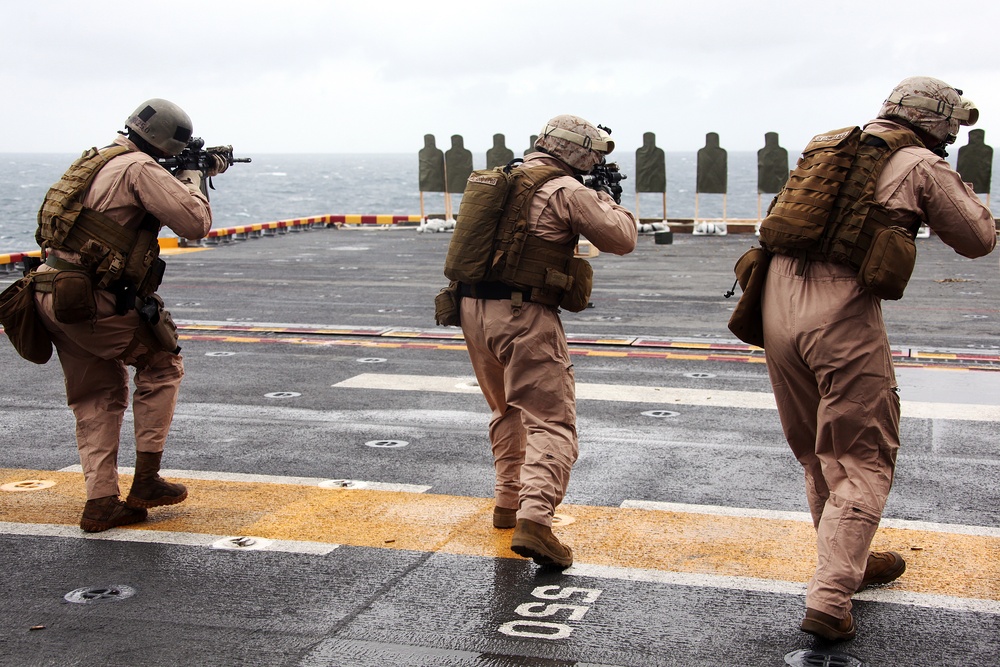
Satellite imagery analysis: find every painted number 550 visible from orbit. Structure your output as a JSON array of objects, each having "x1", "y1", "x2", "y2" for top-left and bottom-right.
[{"x1": 498, "y1": 585, "x2": 603, "y2": 640}]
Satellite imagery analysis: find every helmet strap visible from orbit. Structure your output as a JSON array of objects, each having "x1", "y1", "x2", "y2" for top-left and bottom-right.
[
  {"x1": 539, "y1": 125, "x2": 613, "y2": 153},
  {"x1": 886, "y1": 90, "x2": 977, "y2": 124}
]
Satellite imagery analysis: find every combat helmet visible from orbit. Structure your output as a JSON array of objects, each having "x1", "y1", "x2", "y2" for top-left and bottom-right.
[
  {"x1": 878, "y1": 77, "x2": 978, "y2": 147},
  {"x1": 534, "y1": 115, "x2": 614, "y2": 173},
  {"x1": 125, "y1": 98, "x2": 193, "y2": 157}
]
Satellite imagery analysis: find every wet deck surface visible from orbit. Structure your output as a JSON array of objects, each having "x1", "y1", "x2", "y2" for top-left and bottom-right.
[{"x1": 1, "y1": 226, "x2": 998, "y2": 666}]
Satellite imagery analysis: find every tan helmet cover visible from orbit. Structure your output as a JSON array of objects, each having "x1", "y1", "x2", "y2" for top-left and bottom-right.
[
  {"x1": 125, "y1": 98, "x2": 194, "y2": 156},
  {"x1": 878, "y1": 77, "x2": 977, "y2": 144},
  {"x1": 534, "y1": 114, "x2": 613, "y2": 172}
]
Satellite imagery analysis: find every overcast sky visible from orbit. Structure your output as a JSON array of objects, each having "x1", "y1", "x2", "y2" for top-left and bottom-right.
[{"x1": 3, "y1": 1, "x2": 998, "y2": 157}]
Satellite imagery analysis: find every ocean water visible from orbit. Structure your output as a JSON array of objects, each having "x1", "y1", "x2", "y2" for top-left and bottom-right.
[{"x1": 1, "y1": 151, "x2": 996, "y2": 254}]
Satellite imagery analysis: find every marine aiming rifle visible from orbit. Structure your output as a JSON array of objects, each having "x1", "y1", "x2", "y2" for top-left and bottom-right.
[
  {"x1": 157, "y1": 137, "x2": 251, "y2": 195},
  {"x1": 582, "y1": 161, "x2": 626, "y2": 204}
]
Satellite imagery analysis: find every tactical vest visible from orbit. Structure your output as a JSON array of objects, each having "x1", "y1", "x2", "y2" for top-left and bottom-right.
[
  {"x1": 759, "y1": 125, "x2": 922, "y2": 272},
  {"x1": 445, "y1": 163, "x2": 583, "y2": 307},
  {"x1": 36, "y1": 145, "x2": 163, "y2": 295}
]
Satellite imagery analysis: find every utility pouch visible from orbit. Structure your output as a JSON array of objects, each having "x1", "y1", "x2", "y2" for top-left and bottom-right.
[
  {"x1": 857, "y1": 226, "x2": 915, "y2": 300},
  {"x1": 137, "y1": 294, "x2": 180, "y2": 354},
  {"x1": 51, "y1": 271, "x2": 97, "y2": 324},
  {"x1": 727, "y1": 246, "x2": 771, "y2": 348},
  {"x1": 0, "y1": 275, "x2": 53, "y2": 364},
  {"x1": 434, "y1": 281, "x2": 462, "y2": 327},
  {"x1": 549, "y1": 257, "x2": 593, "y2": 312}
]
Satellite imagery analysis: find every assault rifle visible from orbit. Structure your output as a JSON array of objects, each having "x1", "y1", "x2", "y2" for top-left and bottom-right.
[
  {"x1": 582, "y1": 161, "x2": 626, "y2": 204},
  {"x1": 157, "y1": 137, "x2": 251, "y2": 173},
  {"x1": 157, "y1": 137, "x2": 250, "y2": 199}
]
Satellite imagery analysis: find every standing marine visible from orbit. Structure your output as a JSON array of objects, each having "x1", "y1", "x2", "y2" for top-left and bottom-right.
[
  {"x1": 443, "y1": 114, "x2": 637, "y2": 568},
  {"x1": 756, "y1": 77, "x2": 996, "y2": 640},
  {"x1": 30, "y1": 99, "x2": 228, "y2": 532}
]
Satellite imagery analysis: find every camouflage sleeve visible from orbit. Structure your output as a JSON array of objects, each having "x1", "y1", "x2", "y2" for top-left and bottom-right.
[
  {"x1": 565, "y1": 186, "x2": 638, "y2": 256},
  {"x1": 132, "y1": 159, "x2": 213, "y2": 241},
  {"x1": 884, "y1": 150, "x2": 996, "y2": 259}
]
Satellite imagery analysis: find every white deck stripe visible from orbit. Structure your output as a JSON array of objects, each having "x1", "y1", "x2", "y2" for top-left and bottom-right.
[
  {"x1": 56, "y1": 465, "x2": 432, "y2": 494},
  {"x1": 621, "y1": 500, "x2": 1000, "y2": 538},
  {"x1": 566, "y1": 563, "x2": 1000, "y2": 615},
  {"x1": 333, "y1": 373, "x2": 1000, "y2": 422},
  {"x1": 0, "y1": 521, "x2": 338, "y2": 555}
]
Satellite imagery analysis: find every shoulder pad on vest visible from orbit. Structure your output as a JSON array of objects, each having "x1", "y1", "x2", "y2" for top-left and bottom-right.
[
  {"x1": 511, "y1": 163, "x2": 567, "y2": 184},
  {"x1": 860, "y1": 126, "x2": 923, "y2": 152}
]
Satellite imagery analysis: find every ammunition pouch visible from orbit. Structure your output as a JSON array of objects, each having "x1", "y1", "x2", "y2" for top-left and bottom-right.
[
  {"x1": 857, "y1": 225, "x2": 916, "y2": 300},
  {"x1": 0, "y1": 274, "x2": 53, "y2": 364},
  {"x1": 49, "y1": 271, "x2": 97, "y2": 324},
  {"x1": 547, "y1": 257, "x2": 593, "y2": 312},
  {"x1": 727, "y1": 246, "x2": 772, "y2": 348},
  {"x1": 434, "y1": 281, "x2": 462, "y2": 327}
]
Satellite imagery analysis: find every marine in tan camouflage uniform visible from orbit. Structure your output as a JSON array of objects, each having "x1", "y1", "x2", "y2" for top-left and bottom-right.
[
  {"x1": 761, "y1": 77, "x2": 995, "y2": 640},
  {"x1": 459, "y1": 115, "x2": 637, "y2": 568}
]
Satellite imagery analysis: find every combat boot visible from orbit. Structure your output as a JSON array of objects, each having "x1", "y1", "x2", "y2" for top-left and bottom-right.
[
  {"x1": 493, "y1": 506, "x2": 517, "y2": 529},
  {"x1": 510, "y1": 519, "x2": 573, "y2": 568},
  {"x1": 800, "y1": 608, "x2": 856, "y2": 641},
  {"x1": 125, "y1": 451, "x2": 188, "y2": 508},
  {"x1": 80, "y1": 496, "x2": 148, "y2": 533},
  {"x1": 858, "y1": 551, "x2": 906, "y2": 591}
]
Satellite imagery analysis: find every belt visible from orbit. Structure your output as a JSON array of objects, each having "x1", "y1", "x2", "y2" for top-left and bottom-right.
[
  {"x1": 458, "y1": 281, "x2": 524, "y2": 300},
  {"x1": 32, "y1": 256, "x2": 90, "y2": 294}
]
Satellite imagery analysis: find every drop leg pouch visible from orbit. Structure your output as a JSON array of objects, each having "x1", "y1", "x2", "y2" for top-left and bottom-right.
[
  {"x1": 0, "y1": 276, "x2": 53, "y2": 364},
  {"x1": 727, "y1": 246, "x2": 771, "y2": 348}
]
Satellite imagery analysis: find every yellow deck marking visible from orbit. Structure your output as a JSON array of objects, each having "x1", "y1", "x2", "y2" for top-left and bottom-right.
[
  {"x1": 160, "y1": 246, "x2": 209, "y2": 256},
  {"x1": 2, "y1": 468, "x2": 998, "y2": 607},
  {"x1": 179, "y1": 332, "x2": 739, "y2": 359}
]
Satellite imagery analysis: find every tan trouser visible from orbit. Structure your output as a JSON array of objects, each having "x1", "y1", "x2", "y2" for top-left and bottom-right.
[
  {"x1": 460, "y1": 297, "x2": 578, "y2": 526},
  {"x1": 762, "y1": 255, "x2": 900, "y2": 618},
  {"x1": 36, "y1": 287, "x2": 184, "y2": 500}
]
